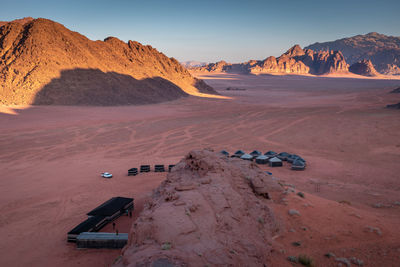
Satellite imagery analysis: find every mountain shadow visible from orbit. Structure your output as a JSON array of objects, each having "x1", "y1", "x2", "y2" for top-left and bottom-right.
[{"x1": 33, "y1": 68, "x2": 189, "y2": 105}]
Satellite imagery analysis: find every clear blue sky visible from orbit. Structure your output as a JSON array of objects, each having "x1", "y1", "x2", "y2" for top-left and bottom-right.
[{"x1": 1, "y1": 0, "x2": 399, "y2": 63}]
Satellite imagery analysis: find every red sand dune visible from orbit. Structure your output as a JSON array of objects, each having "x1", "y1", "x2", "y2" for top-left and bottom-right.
[{"x1": 1, "y1": 74, "x2": 400, "y2": 266}]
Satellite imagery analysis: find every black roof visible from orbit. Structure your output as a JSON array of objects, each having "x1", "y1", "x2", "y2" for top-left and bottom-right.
[
  {"x1": 68, "y1": 215, "x2": 106, "y2": 235},
  {"x1": 87, "y1": 197, "x2": 133, "y2": 216},
  {"x1": 220, "y1": 150, "x2": 229, "y2": 155}
]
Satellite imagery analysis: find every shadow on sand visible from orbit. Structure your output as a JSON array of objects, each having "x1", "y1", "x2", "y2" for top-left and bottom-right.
[{"x1": 33, "y1": 68, "x2": 189, "y2": 106}]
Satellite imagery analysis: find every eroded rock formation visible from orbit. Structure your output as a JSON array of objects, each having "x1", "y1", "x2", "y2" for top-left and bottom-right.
[
  {"x1": 349, "y1": 59, "x2": 379, "y2": 76},
  {"x1": 116, "y1": 149, "x2": 284, "y2": 266},
  {"x1": 306, "y1": 32, "x2": 400, "y2": 74},
  {"x1": 192, "y1": 45, "x2": 349, "y2": 75}
]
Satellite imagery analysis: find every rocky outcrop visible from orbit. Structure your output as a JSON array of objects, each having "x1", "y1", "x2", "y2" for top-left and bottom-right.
[
  {"x1": 195, "y1": 60, "x2": 232, "y2": 72},
  {"x1": 390, "y1": 87, "x2": 400, "y2": 93},
  {"x1": 0, "y1": 17, "x2": 33, "y2": 27},
  {"x1": 381, "y1": 64, "x2": 400, "y2": 75},
  {"x1": 386, "y1": 103, "x2": 400, "y2": 109},
  {"x1": 115, "y1": 149, "x2": 283, "y2": 266},
  {"x1": 180, "y1": 61, "x2": 207, "y2": 68},
  {"x1": 349, "y1": 59, "x2": 379, "y2": 76},
  {"x1": 306, "y1": 32, "x2": 400, "y2": 74},
  {"x1": 193, "y1": 45, "x2": 349, "y2": 75},
  {"x1": 311, "y1": 50, "x2": 349, "y2": 74},
  {"x1": 283, "y1": 44, "x2": 305, "y2": 57},
  {"x1": 0, "y1": 18, "x2": 217, "y2": 105}
]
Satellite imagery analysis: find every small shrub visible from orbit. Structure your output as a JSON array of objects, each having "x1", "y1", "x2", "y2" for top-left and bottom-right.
[
  {"x1": 287, "y1": 256, "x2": 298, "y2": 263},
  {"x1": 338, "y1": 200, "x2": 351, "y2": 205},
  {"x1": 297, "y1": 192, "x2": 305, "y2": 198},
  {"x1": 161, "y1": 242, "x2": 171, "y2": 250},
  {"x1": 112, "y1": 255, "x2": 122, "y2": 264},
  {"x1": 291, "y1": 241, "x2": 301, "y2": 247},
  {"x1": 298, "y1": 254, "x2": 314, "y2": 267}
]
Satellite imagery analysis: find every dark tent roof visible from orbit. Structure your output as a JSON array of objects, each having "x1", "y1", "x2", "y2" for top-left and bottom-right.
[
  {"x1": 264, "y1": 151, "x2": 277, "y2": 156},
  {"x1": 250, "y1": 150, "x2": 262, "y2": 156},
  {"x1": 287, "y1": 154, "x2": 306, "y2": 163},
  {"x1": 87, "y1": 197, "x2": 133, "y2": 217},
  {"x1": 68, "y1": 215, "x2": 106, "y2": 235},
  {"x1": 255, "y1": 155, "x2": 269, "y2": 164},
  {"x1": 240, "y1": 153, "x2": 253, "y2": 160},
  {"x1": 234, "y1": 150, "x2": 245, "y2": 155},
  {"x1": 292, "y1": 159, "x2": 306, "y2": 170},
  {"x1": 220, "y1": 150, "x2": 229, "y2": 156},
  {"x1": 292, "y1": 159, "x2": 306, "y2": 166},
  {"x1": 269, "y1": 157, "x2": 282, "y2": 163}
]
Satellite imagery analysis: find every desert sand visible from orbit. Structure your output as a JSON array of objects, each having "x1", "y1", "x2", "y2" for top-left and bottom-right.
[{"x1": 1, "y1": 74, "x2": 400, "y2": 266}]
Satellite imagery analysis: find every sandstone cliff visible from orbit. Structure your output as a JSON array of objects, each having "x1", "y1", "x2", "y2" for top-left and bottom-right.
[
  {"x1": 0, "y1": 18, "x2": 217, "y2": 105},
  {"x1": 349, "y1": 59, "x2": 379, "y2": 76},
  {"x1": 306, "y1": 32, "x2": 400, "y2": 74},
  {"x1": 192, "y1": 45, "x2": 349, "y2": 75}
]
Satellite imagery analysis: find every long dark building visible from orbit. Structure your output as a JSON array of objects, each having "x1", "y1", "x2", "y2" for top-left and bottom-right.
[{"x1": 67, "y1": 197, "x2": 134, "y2": 242}]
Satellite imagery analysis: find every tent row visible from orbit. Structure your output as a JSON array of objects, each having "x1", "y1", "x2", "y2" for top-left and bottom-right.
[
  {"x1": 128, "y1": 164, "x2": 176, "y2": 176},
  {"x1": 220, "y1": 150, "x2": 306, "y2": 170}
]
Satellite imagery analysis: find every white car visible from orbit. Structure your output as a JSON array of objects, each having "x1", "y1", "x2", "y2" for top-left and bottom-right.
[{"x1": 101, "y1": 172, "x2": 113, "y2": 178}]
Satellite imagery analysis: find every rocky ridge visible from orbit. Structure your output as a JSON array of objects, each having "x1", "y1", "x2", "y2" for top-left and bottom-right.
[
  {"x1": 349, "y1": 59, "x2": 379, "y2": 76},
  {"x1": 306, "y1": 32, "x2": 400, "y2": 74},
  {"x1": 0, "y1": 18, "x2": 217, "y2": 105},
  {"x1": 192, "y1": 45, "x2": 349, "y2": 75}
]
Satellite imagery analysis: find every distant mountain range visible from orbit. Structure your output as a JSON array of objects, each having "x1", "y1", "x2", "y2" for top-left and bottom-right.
[
  {"x1": 181, "y1": 61, "x2": 208, "y2": 68},
  {"x1": 192, "y1": 45, "x2": 352, "y2": 75},
  {"x1": 0, "y1": 18, "x2": 216, "y2": 105},
  {"x1": 304, "y1": 32, "x2": 400, "y2": 75},
  {"x1": 191, "y1": 32, "x2": 400, "y2": 76}
]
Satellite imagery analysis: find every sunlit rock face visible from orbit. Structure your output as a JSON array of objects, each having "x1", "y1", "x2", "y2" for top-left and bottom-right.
[{"x1": 0, "y1": 18, "x2": 217, "y2": 105}]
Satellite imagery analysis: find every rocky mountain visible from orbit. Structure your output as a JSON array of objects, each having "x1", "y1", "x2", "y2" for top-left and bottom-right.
[
  {"x1": 0, "y1": 18, "x2": 217, "y2": 105},
  {"x1": 305, "y1": 32, "x2": 400, "y2": 75},
  {"x1": 0, "y1": 17, "x2": 33, "y2": 27},
  {"x1": 193, "y1": 45, "x2": 349, "y2": 75},
  {"x1": 349, "y1": 59, "x2": 379, "y2": 77},
  {"x1": 180, "y1": 60, "x2": 207, "y2": 68}
]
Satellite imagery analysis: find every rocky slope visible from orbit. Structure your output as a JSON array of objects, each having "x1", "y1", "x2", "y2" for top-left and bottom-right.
[
  {"x1": 116, "y1": 149, "x2": 284, "y2": 266},
  {"x1": 0, "y1": 18, "x2": 217, "y2": 105},
  {"x1": 193, "y1": 45, "x2": 349, "y2": 75},
  {"x1": 306, "y1": 32, "x2": 400, "y2": 74},
  {"x1": 0, "y1": 17, "x2": 33, "y2": 27},
  {"x1": 349, "y1": 59, "x2": 379, "y2": 76}
]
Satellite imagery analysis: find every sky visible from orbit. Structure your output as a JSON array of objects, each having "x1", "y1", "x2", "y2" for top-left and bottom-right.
[{"x1": 1, "y1": 0, "x2": 400, "y2": 63}]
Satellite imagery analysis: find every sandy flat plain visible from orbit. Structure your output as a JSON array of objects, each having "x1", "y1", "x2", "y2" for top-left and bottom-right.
[{"x1": 1, "y1": 73, "x2": 400, "y2": 266}]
